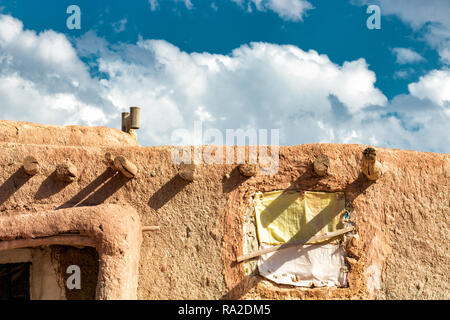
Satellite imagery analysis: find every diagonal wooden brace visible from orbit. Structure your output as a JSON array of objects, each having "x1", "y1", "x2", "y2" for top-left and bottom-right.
[{"x1": 236, "y1": 226, "x2": 355, "y2": 262}]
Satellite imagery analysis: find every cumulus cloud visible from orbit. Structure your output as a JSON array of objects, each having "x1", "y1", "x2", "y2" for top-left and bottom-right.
[
  {"x1": 0, "y1": 14, "x2": 448, "y2": 153},
  {"x1": 0, "y1": 73, "x2": 106, "y2": 125},
  {"x1": 409, "y1": 70, "x2": 450, "y2": 108},
  {"x1": 392, "y1": 48, "x2": 425, "y2": 64},
  {"x1": 89, "y1": 38, "x2": 387, "y2": 145},
  {"x1": 232, "y1": 0, "x2": 314, "y2": 21},
  {"x1": 0, "y1": 14, "x2": 111, "y2": 126}
]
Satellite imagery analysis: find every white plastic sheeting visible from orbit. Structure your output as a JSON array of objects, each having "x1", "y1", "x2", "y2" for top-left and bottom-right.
[{"x1": 258, "y1": 243, "x2": 348, "y2": 287}]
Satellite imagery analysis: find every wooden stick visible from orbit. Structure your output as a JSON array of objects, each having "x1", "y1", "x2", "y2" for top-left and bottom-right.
[
  {"x1": 0, "y1": 235, "x2": 95, "y2": 252},
  {"x1": 313, "y1": 154, "x2": 329, "y2": 176},
  {"x1": 114, "y1": 156, "x2": 138, "y2": 179},
  {"x1": 362, "y1": 147, "x2": 382, "y2": 181},
  {"x1": 236, "y1": 226, "x2": 355, "y2": 262},
  {"x1": 142, "y1": 226, "x2": 161, "y2": 232},
  {"x1": 23, "y1": 156, "x2": 39, "y2": 176}
]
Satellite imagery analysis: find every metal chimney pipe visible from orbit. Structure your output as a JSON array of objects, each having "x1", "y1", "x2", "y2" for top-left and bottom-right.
[
  {"x1": 130, "y1": 107, "x2": 141, "y2": 130},
  {"x1": 121, "y1": 112, "x2": 130, "y2": 132}
]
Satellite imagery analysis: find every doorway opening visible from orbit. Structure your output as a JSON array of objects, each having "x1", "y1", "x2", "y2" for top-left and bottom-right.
[{"x1": 0, "y1": 262, "x2": 31, "y2": 300}]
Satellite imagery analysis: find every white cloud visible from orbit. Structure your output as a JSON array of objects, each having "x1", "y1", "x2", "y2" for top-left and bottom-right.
[
  {"x1": 112, "y1": 18, "x2": 127, "y2": 33},
  {"x1": 0, "y1": 14, "x2": 448, "y2": 153},
  {"x1": 232, "y1": 0, "x2": 314, "y2": 21},
  {"x1": 392, "y1": 48, "x2": 425, "y2": 64},
  {"x1": 148, "y1": 0, "x2": 312, "y2": 21},
  {"x1": 438, "y1": 44, "x2": 450, "y2": 65},
  {"x1": 149, "y1": 0, "x2": 159, "y2": 11},
  {"x1": 176, "y1": 0, "x2": 193, "y2": 10},
  {"x1": 148, "y1": 0, "x2": 192, "y2": 11},
  {"x1": 114, "y1": 39, "x2": 386, "y2": 144},
  {"x1": 393, "y1": 68, "x2": 414, "y2": 80},
  {"x1": 409, "y1": 69, "x2": 450, "y2": 108},
  {"x1": 0, "y1": 14, "x2": 111, "y2": 126},
  {"x1": 0, "y1": 73, "x2": 107, "y2": 126}
]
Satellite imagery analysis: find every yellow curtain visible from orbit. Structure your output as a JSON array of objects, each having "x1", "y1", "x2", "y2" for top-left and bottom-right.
[{"x1": 254, "y1": 190, "x2": 345, "y2": 245}]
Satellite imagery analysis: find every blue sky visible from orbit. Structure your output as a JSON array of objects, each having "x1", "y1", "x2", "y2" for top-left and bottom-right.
[{"x1": 0, "y1": 0, "x2": 449, "y2": 152}]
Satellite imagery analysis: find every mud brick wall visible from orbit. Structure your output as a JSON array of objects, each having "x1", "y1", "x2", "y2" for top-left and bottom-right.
[{"x1": 0, "y1": 121, "x2": 448, "y2": 299}]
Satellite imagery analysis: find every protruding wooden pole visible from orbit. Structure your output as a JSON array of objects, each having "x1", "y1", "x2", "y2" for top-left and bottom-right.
[
  {"x1": 238, "y1": 163, "x2": 258, "y2": 177},
  {"x1": 179, "y1": 163, "x2": 197, "y2": 182},
  {"x1": 361, "y1": 147, "x2": 382, "y2": 181},
  {"x1": 23, "y1": 156, "x2": 39, "y2": 176},
  {"x1": 105, "y1": 152, "x2": 118, "y2": 171},
  {"x1": 236, "y1": 226, "x2": 355, "y2": 262},
  {"x1": 55, "y1": 160, "x2": 77, "y2": 182},
  {"x1": 313, "y1": 154, "x2": 329, "y2": 176},
  {"x1": 0, "y1": 235, "x2": 95, "y2": 252},
  {"x1": 114, "y1": 155, "x2": 138, "y2": 178},
  {"x1": 142, "y1": 226, "x2": 160, "y2": 232}
]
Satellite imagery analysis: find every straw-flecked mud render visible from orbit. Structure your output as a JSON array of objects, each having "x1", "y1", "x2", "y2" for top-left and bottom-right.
[{"x1": 0, "y1": 120, "x2": 448, "y2": 299}]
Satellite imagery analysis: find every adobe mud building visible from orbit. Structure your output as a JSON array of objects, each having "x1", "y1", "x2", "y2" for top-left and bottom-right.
[{"x1": 0, "y1": 120, "x2": 448, "y2": 300}]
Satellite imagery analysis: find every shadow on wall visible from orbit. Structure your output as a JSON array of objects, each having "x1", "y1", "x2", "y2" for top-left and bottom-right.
[
  {"x1": 289, "y1": 165, "x2": 375, "y2": 206},
  {"x1": 148, "y1": 174, "x2": 190, "y2": 210},
  {"x1": 55, "y1": 170, "x2": 114, "y2": 208},
  {"x1": 344, "y1": 173, "x2": 375, "y2": 203},
  {"x1": 148, "y1": 162, "x2": 258, "y2": 211},
  {"x1": 221, "y1": 273, "x2": 263, "y2": 300},
  {"x1": 259, "y1": 191, "x2": 298, "y2": 227},
  {"x1": 289, "y1": 162, "x2": 332, "y2": 191},
  {"x1": 0, "y1": 165, "x2": 134, "y2": 210},
  {"x1": 0, "y1": 162, "x2": 193, "y2": 211},
  {"x1": 222, "y1": 166, "x2": 250, "y2": 194},
  {"x1": 0, "y1": 167, "x2": 32, "y2": 206},
  {"x1": 58, "y1": 168, "x2": 130, "y2": 209},
  {"x1": 35, "y1": 172, "x2": 73, "y2": 201}
]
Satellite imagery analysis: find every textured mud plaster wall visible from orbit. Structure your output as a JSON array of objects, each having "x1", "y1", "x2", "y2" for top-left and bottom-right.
[
  {"x1": 0, "y1": 121, "x2": 448, "y2": 299},
  {"x1": 223, "y1": 147, "x2": 449, "y2": 300}
]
